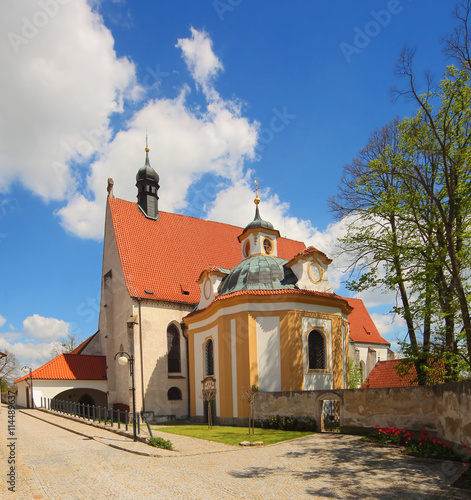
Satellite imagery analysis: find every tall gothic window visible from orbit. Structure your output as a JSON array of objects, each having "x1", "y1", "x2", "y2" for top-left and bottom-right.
[
  {"x1": 167, "y1": 324, "x2": 181, "y2": 373},
  {"x1": 204, "y1": 339, "x2": 214, "y2": 377},
  {"x1": 308, "y1": 330, "x2": 326, "y2": 370}
]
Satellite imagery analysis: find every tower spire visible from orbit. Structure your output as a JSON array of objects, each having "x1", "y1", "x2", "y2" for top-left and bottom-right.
[
  {"x1": 253, "y1": 179, "x2": 261, "y2": 220},
  {"x1": 136, "y1": 135, "x2": 160, "y2": 219},
  {"x1": 145, "y1": 133, "x2": 150, "y2": 166}
]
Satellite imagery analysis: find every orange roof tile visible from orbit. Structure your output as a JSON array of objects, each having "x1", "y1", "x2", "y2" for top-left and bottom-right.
[
  {"x1": 298, "y1": 245, "x2": 332, "y2": 262},
  {"x1": 361, "y1": 359, "x2": 445, "y2": 388},
  {"x1": 109, "y1": 198, "x2": 306, "y2": 304},
  {"x1": 14, "y1": 354, "x2": 106, "y2": 383},
  {"x1": 185, "y1": 289, "x2": 352, "y2": 318},
  {"x1": 361, "y1": 360, "x2": 416, "y2": 388},
  {"x1": 346, "y1": 297, "x2": 389, "y2": 345}
]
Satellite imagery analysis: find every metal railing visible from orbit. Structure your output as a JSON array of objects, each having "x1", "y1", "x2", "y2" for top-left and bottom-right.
[{"x1": 42, "y1": 397, "x2": 141, "y2": 435}]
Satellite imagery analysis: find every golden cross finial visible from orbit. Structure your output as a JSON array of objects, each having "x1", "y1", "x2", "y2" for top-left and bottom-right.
[
  {"x1": 254, "y1": 179, "x2": 260, "y2": 205},
  {"x1": 145, "y1": 131, "x2": 149, "y2": 153}
]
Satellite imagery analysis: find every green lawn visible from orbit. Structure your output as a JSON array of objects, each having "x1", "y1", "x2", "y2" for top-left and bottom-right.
[{"x1": 154, "y1": 425, "x2": 314, "y2": 445}]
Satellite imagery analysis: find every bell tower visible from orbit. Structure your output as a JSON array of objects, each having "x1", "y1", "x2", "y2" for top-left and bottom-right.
[{"x1": 136, "y1": 138, "x2": 160, "y2": 219}]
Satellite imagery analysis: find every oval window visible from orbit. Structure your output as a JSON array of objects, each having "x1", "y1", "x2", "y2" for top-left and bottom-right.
[
  {"x1": 243, "y1": 240, "x2": 251, "y2": 257},
  {"x1": 263, "y1": 238, "x2": 273, "y2": 254}
]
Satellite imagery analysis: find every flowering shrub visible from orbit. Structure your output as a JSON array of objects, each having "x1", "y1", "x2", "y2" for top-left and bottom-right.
[{"x1": 371, "y1": 426, "x2": 471, "y2": 462}]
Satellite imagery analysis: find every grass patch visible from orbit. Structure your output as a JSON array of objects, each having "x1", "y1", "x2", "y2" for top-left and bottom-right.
[
  {"x1": 154, "y1": 425, "x2": 314, "y2": 446},
  {"x1": 149, "y1": 436, "x2": 173, "y2": 450}
]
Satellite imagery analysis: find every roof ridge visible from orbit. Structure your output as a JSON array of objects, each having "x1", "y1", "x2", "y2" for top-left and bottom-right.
[
  {"x1": 110, "y1": 197, "x2": 306, "y2": 242},
  {"x1": 14, "y1": 353, "x2": 65, "y2": 383}
]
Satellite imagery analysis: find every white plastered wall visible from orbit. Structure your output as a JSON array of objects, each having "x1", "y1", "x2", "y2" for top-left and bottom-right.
[
  {"x1": 302, "y1": 316, "x2": 333, "y2": 390},
  {"x1": 99, "y1": 202, "x2": 192, "y2": 418},
  {"x1": 15, "y1": 379, "x2": 107, "y2": 408},
  {"x1": 132, "y1": 300, "x2": 192, "y2": 418},
  {"x1": 256, "y1": 316, "x2": 281, "y2": 392},
  {"x1": 290, "y1": 257, "x2": 333, "y2": 293},
  {"x1": 350, "y1": 342, "x2": 391, "y2": 379}
]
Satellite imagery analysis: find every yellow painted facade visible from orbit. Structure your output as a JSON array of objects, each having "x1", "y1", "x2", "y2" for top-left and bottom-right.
[{"x1": 184, "y1": 293, "x2": 351, "y2": 419}]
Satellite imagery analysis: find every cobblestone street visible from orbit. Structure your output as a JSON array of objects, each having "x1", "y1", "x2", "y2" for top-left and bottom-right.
[{"x1": 1, "y1": 407, "x2": 468, "y2": 499}]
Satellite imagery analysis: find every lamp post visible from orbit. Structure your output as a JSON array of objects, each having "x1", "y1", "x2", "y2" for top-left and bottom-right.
[
  {"x1": 114, "y1": 347, "x2": 137, "y2": 441},
  {"x1": 22, "y1": 366, "x2": 34, "y2": 409}
]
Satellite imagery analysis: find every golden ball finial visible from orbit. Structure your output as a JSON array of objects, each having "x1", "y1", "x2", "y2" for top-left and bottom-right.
[
  {"x1": 145, "y1": 146, "x2": 149, "y2": 152},
  {"x1": 254, "y1": 180, "x2": 260, "y2": 205}
]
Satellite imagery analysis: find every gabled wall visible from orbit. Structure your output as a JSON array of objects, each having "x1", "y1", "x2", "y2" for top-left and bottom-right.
[
  {"x1": 97, "y1": 201, "x2": 133, "y2": 410},
  {"x1": 98, "y1": 201, "x2": 192, "y2": 419}
]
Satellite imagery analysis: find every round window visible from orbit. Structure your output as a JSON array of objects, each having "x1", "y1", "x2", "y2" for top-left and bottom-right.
[
  {"x1": 243, "y1": 240, "x2": 251, "y2": 257},
  {"x1": 263, "y1": 238, "x2": 273, "y2": 254}
]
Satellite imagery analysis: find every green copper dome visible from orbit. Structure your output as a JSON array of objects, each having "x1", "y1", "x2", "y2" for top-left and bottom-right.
[
  {"x1": 218, "y1": 255, "x2": 298, "y2": 296},
  {"x1": 243, "y1": 205, "x2": 273, "y2": 232}
]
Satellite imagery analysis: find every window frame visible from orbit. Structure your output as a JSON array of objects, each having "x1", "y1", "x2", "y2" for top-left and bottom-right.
[
  {"x1": 167, "y1": 324, "x2": 181, "y2": 374},
  {"x1": 204, "y1": 338, "x2": 214, "y2": 377},
  {"x1": 307, "y1": 329, "x2": 327, "y2": 371}
]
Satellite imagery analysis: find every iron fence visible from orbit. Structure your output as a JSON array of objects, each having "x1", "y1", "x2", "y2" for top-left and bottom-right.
[{"x1": 42, "y1": 397, "x2": 141, "y2": 435}]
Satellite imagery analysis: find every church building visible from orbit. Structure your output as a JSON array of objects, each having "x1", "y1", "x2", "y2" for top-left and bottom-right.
[{"x1": 15, "y1": 145, "x2": 391, "y2": 421}]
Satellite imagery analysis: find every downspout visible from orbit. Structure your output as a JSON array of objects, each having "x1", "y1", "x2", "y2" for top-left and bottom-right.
[
  {"x1": 137, "y1": 298, "x2": 146, "y2": 413},
  {"x1": 181, "y1": 321, "x2": 191, "y2": 419}
]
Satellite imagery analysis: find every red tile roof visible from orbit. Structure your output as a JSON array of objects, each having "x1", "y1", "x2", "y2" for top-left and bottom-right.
[
  {"x1": 186, "y1": 289, "x2": 352, "y2": 318},
  {"x1": 109, "y1": 198, "x2": 306, "y2": 303},
  {"x1": 298, "y1": 245, "x2": 332, "y2": 263},
  {"x1": 346, "y1": 298, "x2": 389, "y2": 345},
  {"x1": 14, "y1": 354, "x2": 106, "y2": 383},
  {"x1": 361, "y1": 359, "x2": 445, "y2": 388},
  {"x1": 109, "y1": 199, "x2": 388, "y2": 346},
  {"x1": 361, "y1": 360, "x2": 416, "y2": 388}
]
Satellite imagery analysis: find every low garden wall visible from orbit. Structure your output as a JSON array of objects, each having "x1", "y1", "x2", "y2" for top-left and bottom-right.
[{"x1": 254, "y1": 381, "x2": 471, "y2": 448}]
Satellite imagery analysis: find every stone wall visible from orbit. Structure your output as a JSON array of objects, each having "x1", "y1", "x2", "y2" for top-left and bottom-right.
[{"x1": 254, "y1": 381, "x2": 471, "y2": 448}]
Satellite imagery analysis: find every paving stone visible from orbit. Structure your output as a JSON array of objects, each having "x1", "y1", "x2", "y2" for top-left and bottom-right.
[{"x1": 0, "y1": 406, "x2": 469, "y2": 499}]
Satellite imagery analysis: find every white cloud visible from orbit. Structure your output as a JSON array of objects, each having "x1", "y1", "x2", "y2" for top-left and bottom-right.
[
  {"x1": 176, "y1": 27, "x2": 223, "y2": 99},
  {"x1": 0, "y1": 0, "x2": 140, "y2": 201},
  {"x1": 57, "y1": 30, "x2": 259, "y2": 239},
  {"x1": 22, "y1": 314, "x2": 70, "y2": 342},
  {"x1": 370, "y1": 311, "x2": 406, "y2": 338},
  {"x1": 2, "y1": 10, "x2": 258, "y2": 241},
  {"x1": 0, "y1": 338, "x2": 59, "y2": 369},
  {"x1": 0, "y1": 314, "x2": 6, "y2": 328},
  {"x1": 205, "y1": 180, "x2": 355, "y2": 291}
]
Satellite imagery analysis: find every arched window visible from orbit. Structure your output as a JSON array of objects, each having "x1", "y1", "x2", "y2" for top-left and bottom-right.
[
  {"x1": 167, "y1": 387, "x2": 182, "y2": 400},
  {"x1": 308, "y1": 330, "x2": 326, "y2": 370},
  {"x1": 167, "y1": 324, "x2": 181, "y2": 373},
  {"x1": 204, "y1": 339, "x2": 214, "y2": 377}
]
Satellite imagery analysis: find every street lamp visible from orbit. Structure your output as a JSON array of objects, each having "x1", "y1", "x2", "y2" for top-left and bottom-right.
[
  {"x1": 22, "y1": 366, "x2": 34, "y2": 409},
  {"x1": 114, "y1": 346, "x2": 137, "y2": 441}
]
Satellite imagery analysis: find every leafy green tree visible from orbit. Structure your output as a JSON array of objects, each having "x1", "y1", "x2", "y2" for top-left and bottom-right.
[
  {"x1": 348, "y1": 358, "x2": 363, "y2": 389},
  {"x1": 395, "y1": 58, "x2": 471, "y2": 371},
  {"x1": 332, "y1": 62, "x2": 471, "y2": 381},
  {"x1": 330, "y1": 120, "x2": 431, "y2": 382}
]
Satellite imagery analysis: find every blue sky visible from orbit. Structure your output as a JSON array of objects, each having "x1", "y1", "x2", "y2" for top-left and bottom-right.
[{"x1": 0, "y1": 0, "x2": 459, "y2": 368}]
